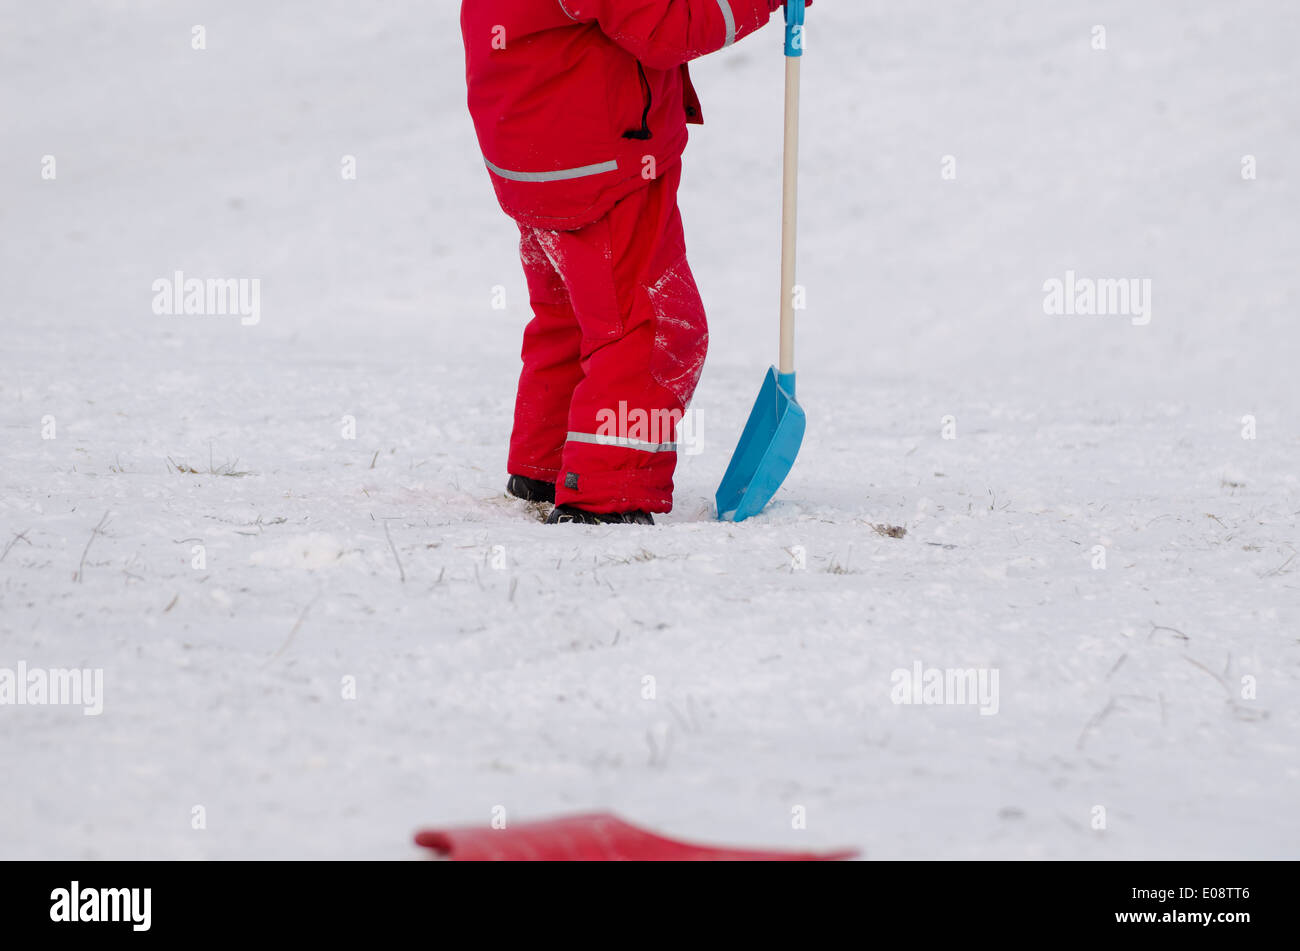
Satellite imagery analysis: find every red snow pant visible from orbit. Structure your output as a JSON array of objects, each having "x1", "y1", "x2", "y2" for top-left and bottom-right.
[{"x1": 508, "y1": 163, "x2": 707, "y2": 514}]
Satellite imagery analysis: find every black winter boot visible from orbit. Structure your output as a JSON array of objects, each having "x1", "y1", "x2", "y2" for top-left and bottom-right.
[
  {"x1": 545, "y1": 505, "x2": 654, "y2": 525},
  {"x1": 506, "y1": 474, "x2": 556, "y2": 504}
]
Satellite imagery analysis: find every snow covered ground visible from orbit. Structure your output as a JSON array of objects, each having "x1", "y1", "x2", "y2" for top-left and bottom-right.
[{"x1": 2, "y1": 1, "x2": 1297, "y2": 859}]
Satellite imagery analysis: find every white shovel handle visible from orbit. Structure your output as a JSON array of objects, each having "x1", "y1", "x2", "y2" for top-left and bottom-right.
[{"x1": 779, "y1": 27, "x2": 802, "y2": 375}]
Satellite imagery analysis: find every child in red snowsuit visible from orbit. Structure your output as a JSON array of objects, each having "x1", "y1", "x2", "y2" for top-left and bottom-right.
[{"x1": 461, "y1": 1, "x2": 794, "y2": 524}]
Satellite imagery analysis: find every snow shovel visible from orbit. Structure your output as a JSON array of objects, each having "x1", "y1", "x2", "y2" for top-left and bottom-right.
[{"x1": 716, "y1": 1, "x2": 808, "y2": 522}]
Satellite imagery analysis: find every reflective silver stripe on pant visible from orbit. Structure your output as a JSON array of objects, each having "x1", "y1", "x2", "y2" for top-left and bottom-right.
[
  {"x1": 716, "y1": 0, "x2": 737, "y2": 47},
  {"x1": 484, "y1": 157, "x2": 618, "y2": 183},
  {"x1": 567, "y1": 431, "x2": 677, "y2": 453}
]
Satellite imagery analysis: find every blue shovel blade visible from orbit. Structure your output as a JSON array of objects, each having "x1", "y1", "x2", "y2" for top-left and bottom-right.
[{"x1": 715, "y1": 368, "x2": 806, "y2": 522}]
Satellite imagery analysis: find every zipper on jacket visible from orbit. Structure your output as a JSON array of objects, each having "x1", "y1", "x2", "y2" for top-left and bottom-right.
[{"x1": 622, "y1": 62, "x2": 653, "y2": 140}]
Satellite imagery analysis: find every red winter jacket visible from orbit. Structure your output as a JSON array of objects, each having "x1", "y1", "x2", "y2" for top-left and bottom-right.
[{"x1": 461, "y1": 1, "x2": 778, "y2": 231}]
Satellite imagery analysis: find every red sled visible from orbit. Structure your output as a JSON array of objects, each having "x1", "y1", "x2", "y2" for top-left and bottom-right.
[{"x1": 414, "y1": 812, "x2": 858, "y2": 862}]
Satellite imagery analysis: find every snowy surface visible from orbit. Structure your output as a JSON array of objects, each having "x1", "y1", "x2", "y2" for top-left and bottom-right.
[{"x1": 2, "y1": 1, "x2": 1298, "y2": 859}]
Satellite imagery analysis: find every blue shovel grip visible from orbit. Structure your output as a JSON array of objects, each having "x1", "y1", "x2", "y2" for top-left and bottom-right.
[{"x1": 784, "y1": 1, "x2": 807, "y2": 57}]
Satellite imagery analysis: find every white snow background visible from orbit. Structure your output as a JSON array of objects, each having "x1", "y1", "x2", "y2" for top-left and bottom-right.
[{"x1": 1, "y1": 1, "x2": 1297, "y2": 859}]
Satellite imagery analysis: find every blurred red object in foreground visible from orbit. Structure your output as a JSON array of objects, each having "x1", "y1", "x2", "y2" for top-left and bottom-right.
[{"x1": 414, "y1": 812, "x2": 858, "y2": 861}]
